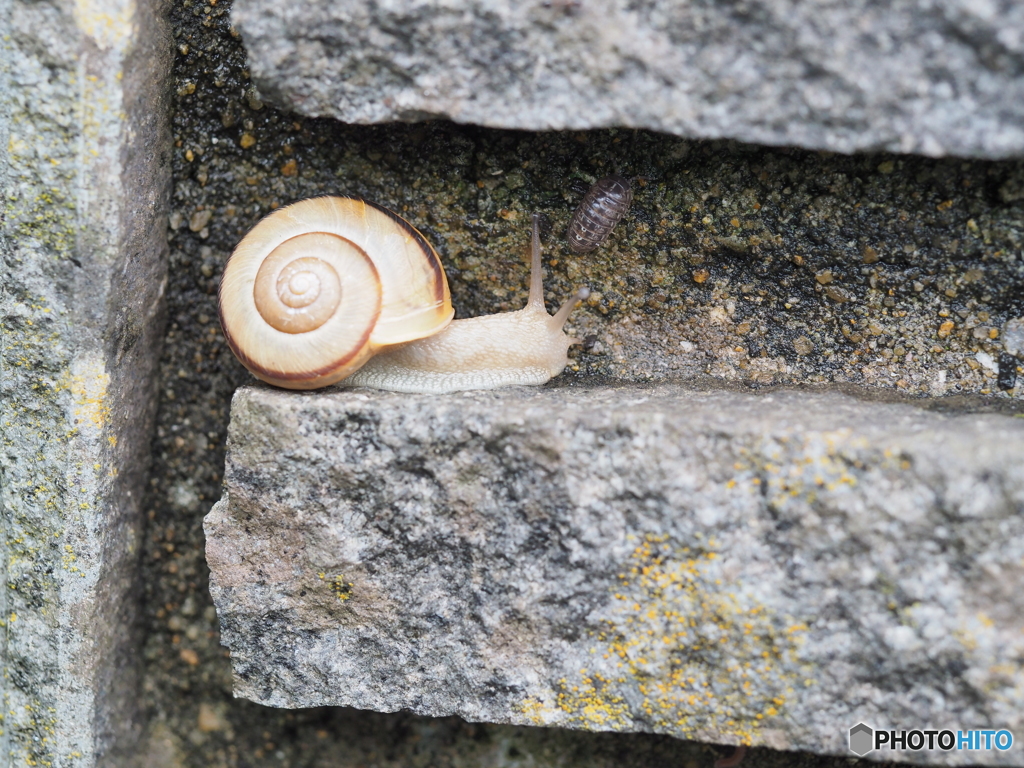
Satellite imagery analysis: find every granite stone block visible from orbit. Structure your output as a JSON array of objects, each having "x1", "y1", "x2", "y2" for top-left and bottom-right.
[
  {"x1": 233, "y1": 0, "x2": 1024, "y2": 158},
  {"x1": 207, "y1": 383, "x2": 1024, "y2": 764},
  {"x1": 1, "y1": 0, "x2": 172, "y2": 763}
]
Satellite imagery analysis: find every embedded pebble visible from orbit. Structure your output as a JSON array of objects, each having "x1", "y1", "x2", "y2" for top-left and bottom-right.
[{"x1": 1003, "y1": 318, "x2": 1024, "y2": 357}]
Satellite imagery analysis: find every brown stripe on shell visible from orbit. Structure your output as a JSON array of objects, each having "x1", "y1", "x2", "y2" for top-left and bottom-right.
[
  {"x1": 216, "y1": 247, "x2": 380, "y2": 385},
  {"x1": 361, "y1": 198, "x2": 447, "y2": 304},
  {"x1": 218, "y1": 282, "x2": 381, "y2": 385}
]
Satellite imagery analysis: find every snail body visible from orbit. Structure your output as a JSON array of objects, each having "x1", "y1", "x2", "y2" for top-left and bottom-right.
[
  {"x1": 220, "y1": 196, "x2": 587, "y2": 393},
  {"x1": 344, "y1": 221, "x2": 589, "y2": 394},
  {"x1": 566, "y1": 175, "x2": 632, "y2": 253}
]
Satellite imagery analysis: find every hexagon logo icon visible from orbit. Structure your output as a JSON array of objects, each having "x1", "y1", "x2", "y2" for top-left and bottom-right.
[{"x1": 849, "y1": 723, "x2": 874, "y2": 756}]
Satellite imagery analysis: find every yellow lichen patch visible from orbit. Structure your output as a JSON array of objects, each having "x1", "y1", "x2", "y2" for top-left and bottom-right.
[
  {"x1": 554, "y1": 534, "x2": 806, "y2": 744},
  {"x1": 69, "y1": 360, "x2": 110, "y2": 431},
  {"x1": 552, "y1": 670, "x2": 632, "y2": 729},
  {"x1": 515, "y1": 695, "x2": 559, "y2": 726},
  {"x1": 723, "y1": 430, "x2": 909, "y2": 510},
  {"x1": 318, "y1": 572, "x2": 354, "y2": 602},
  {"x1": 74, "y1": 0, "x2": 133, "y2": 51}
]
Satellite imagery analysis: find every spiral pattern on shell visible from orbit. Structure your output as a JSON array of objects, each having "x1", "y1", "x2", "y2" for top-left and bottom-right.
[
  {"x1": 252, "y1": 234, "x2": 348, "y2": 334},
  {"x1": 566, "y1": 175, "x2": 633, "y2": 253},
  {"x1": 219, "y1": 197, "x2": 454, "y2": 390}
]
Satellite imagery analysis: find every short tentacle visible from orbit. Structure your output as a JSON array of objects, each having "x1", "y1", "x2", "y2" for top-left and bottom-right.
[{"x1": 550, "y1": 286, "x2": 590, "y2": 331}]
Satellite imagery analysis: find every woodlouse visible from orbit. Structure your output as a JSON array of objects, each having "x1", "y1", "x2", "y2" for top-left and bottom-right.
[{"x1": 566, "y1": 175, "x2": 633, "y2": 253}]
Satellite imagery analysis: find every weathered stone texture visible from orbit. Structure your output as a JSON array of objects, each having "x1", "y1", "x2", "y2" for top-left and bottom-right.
[
  {"x1": 233, "y1": 0, "x2": 1024, "y2": 159},
  {"x1": 0, "y1": 0, "x2": 171, "y2": 763},
  {"x1": 147, "y1": 0, "x2": 1021, "y2": 763},
  {"x1": 207, "y1": 384, "x2": 1024, "y2": 765}
]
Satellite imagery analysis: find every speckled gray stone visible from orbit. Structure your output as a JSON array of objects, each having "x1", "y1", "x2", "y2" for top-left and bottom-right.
[
  {"x1": 1004, "y1": 319, "x2": 1024, "y2": 358},
  {"x1": 233, "y1": 0, "x2": 1024, "y2": 159},
  {"x1": 207, "y1": 383, "x2": 1024, "y2": 765},
  {"x1": 0, "y1": 0, "x2": 171, "y2": 763}
]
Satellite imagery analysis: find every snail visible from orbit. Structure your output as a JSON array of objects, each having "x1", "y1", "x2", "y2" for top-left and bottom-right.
[
  {"x1": 566, "y1": 175, "x2": 633, "y2": 253},
  {"x1": 219, "y1": 196, "x2": 589, "y2": 394}
]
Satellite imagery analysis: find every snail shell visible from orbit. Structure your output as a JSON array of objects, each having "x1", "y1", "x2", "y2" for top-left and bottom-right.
[
  {"x1": 219, "y1": 197, "x2": 454, "y2": 389},
  {"x1": 566, "y1": 175, "x2": 632, "y2": 253}
]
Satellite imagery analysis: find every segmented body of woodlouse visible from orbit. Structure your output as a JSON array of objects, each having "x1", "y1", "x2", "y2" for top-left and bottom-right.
[{"x1": 566, "y1": 175, "x2": 632, "y2": 253}]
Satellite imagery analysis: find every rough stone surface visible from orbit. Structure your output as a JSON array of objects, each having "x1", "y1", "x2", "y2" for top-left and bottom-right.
[
  {"x1": 233, "y1": 0, "x2": 1024, "y2": 159},
  {"x1": 159, "y1": 0, "x2": 1024, "y2": 406},
  {"x1": 158, "y1": 113, "x2": 1024, "y2": 402},
  {"x1": 1005, "y1": 319, "x2": 1024, "y2": 357},
  {"x1": 140, "y1": 0, "x2": 1021, "y2": 764},
  {"x1": 0, "y1": 0, "x2": 172, "y2": 763},
  {"x1": 207, "y1": 383, "x2": 1024, "y2": 765}
]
